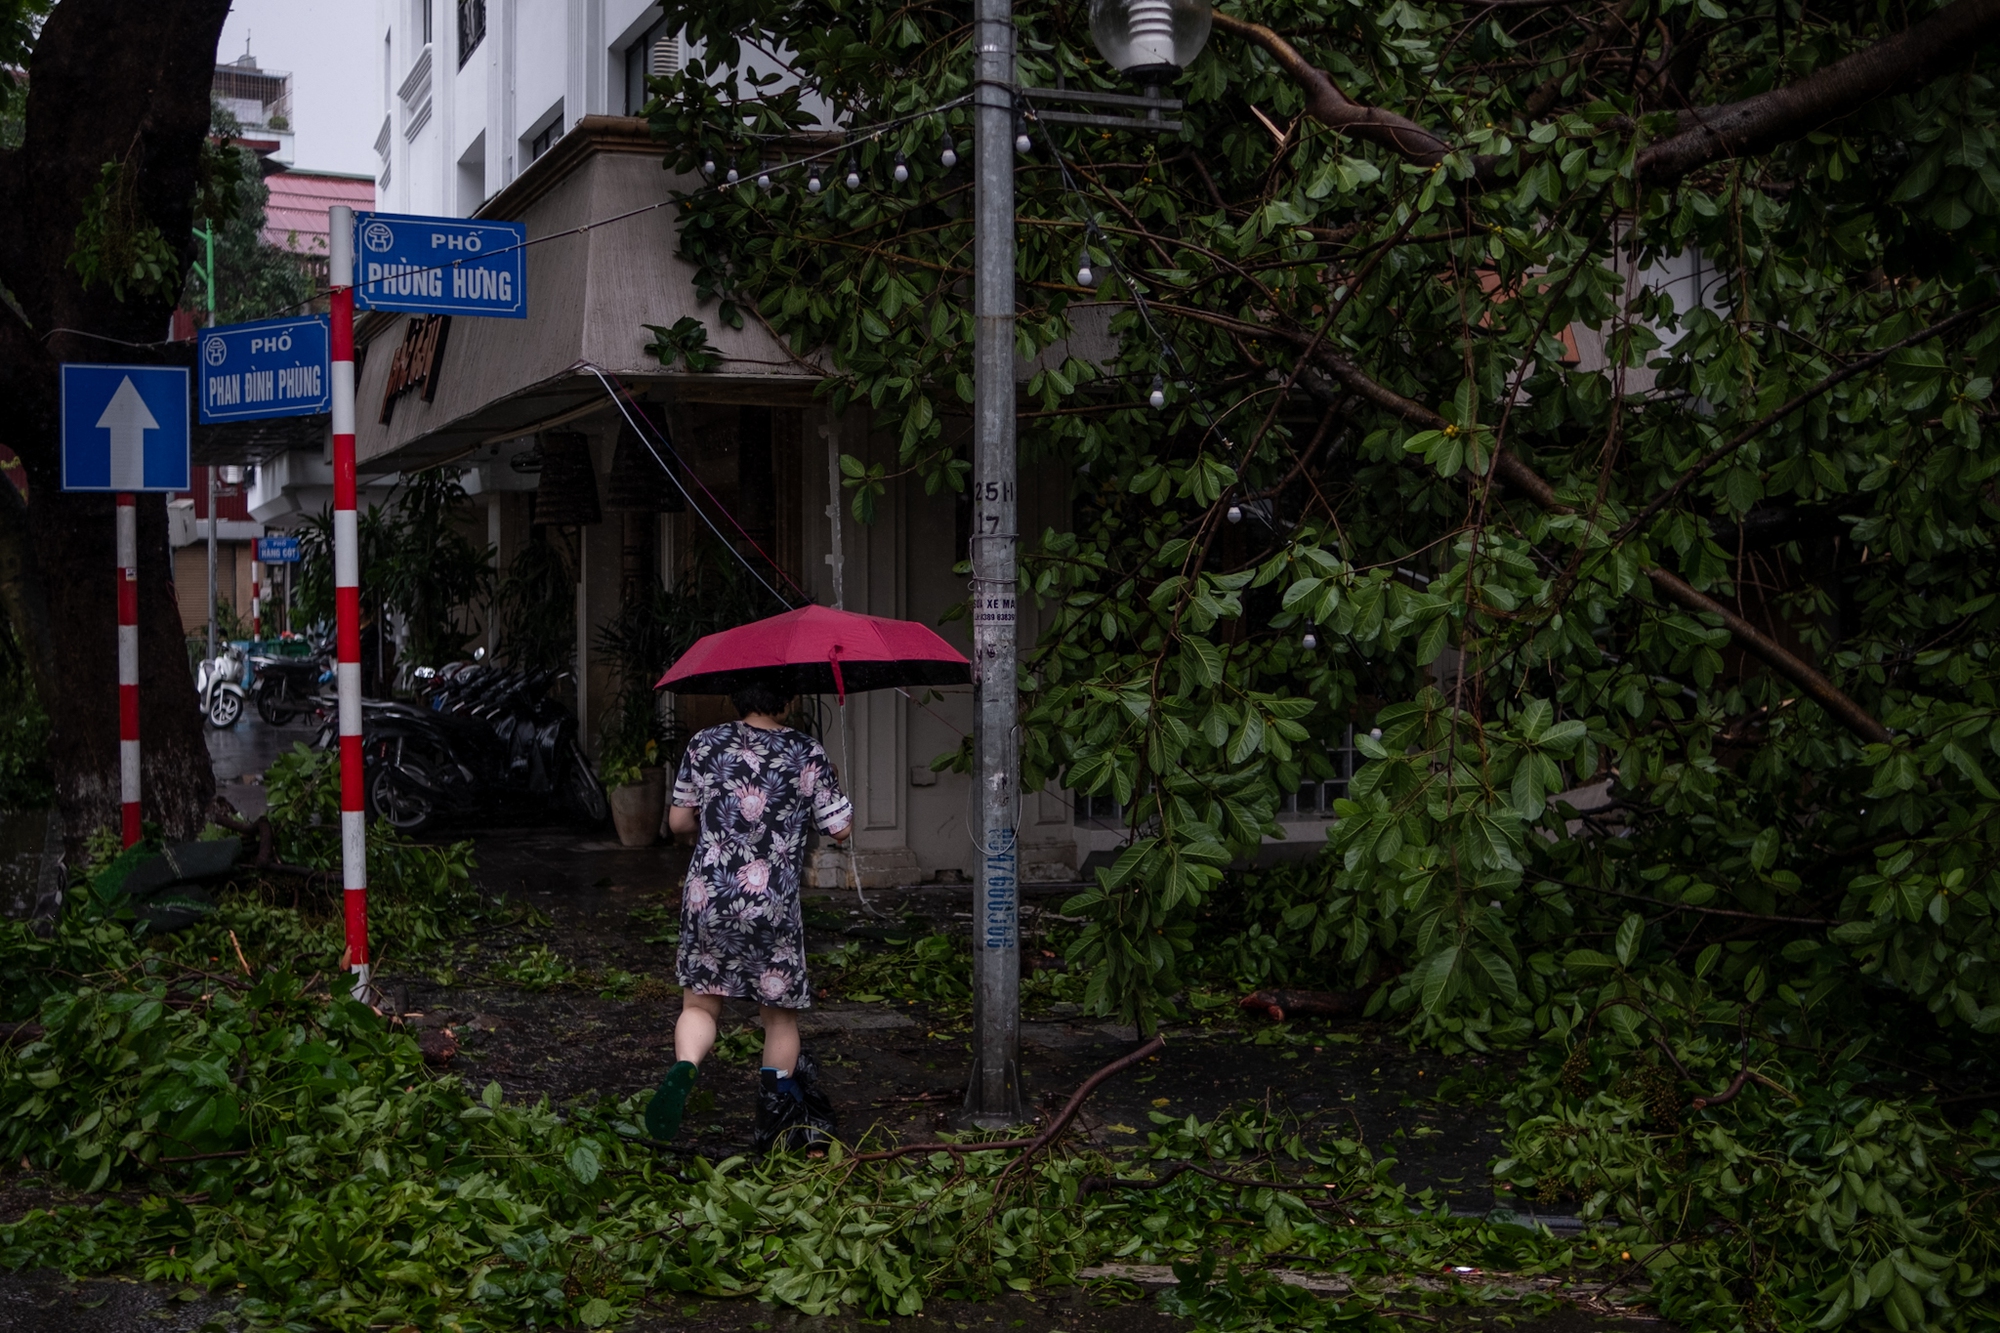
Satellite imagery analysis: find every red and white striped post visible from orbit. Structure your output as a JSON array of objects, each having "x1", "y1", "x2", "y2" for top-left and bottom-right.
[
  {"x1": 250, "y1": 560, "x2": 262, "y2": 640},
  {"x1": 115, "y1": 493, "x2": 140, "y2": 848},
  {"x1": 329, "y1": 204, "x2": 371, "y2": 995}
]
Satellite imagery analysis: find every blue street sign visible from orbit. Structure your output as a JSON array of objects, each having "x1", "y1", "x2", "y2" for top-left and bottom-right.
[
  {"x1": 256, "y1": 535, "x2": 301, "y2": 563},
  {"x1": 198, "y1": 315, "x2": 330, "y2": 423},
  {"x1": 352, "y1": 210, "x2": 527, "y2": 318},
  {"x1": 60, "y1": 364, "x2": 190, "y2": 492}
]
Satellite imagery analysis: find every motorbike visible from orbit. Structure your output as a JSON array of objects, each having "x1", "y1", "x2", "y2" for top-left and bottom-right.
[
  {"x1": 249, "y1": 635, "x2": 334, "y2": 725},
  {"x1": 195, "y1": 644, "x2": 247, "y2": 729},
  {"x1": 325, "y1": 665, "x2": 608, "y2": 833}
]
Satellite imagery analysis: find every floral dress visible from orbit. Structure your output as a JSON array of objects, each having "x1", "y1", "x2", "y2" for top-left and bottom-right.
[{"x1": 671, "y1": 722, "x2": 852, "y2": 1008}]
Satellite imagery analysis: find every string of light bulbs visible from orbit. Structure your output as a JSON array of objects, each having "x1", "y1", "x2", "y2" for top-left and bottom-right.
[
  {"x1": 1018, "y1": 90, "x2": 1323, "y2": 651},
  {"x1": 262, "y1": 93, "x2": 979, "y2": 317}
]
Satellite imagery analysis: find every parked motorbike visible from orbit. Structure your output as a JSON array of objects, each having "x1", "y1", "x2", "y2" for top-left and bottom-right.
[
  {"x1": 195, "y1": 645, "x2": 247, "y2": 729},
  {"x1": 328, "y1": 666, "x2": 608, "y2": 833},
  {"x1": 249, "y1": 635, "x2": 334, "y2": 725}
]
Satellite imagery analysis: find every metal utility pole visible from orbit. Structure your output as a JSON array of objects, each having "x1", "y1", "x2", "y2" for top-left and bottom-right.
[{"x1": 966, "y1": 0, "x2": 1022, "y2": 1126}]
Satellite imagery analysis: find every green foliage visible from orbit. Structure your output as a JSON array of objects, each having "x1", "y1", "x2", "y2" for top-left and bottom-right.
[
  {"x1": 645, "y1": 2, "x2": 2000, "y2": 1327},
  {"x1": 820, "y1": 932, "x2": 973, "y2": 1015},
  {"x1": 189, "y1": 104, "x2": 316, "y2": 325},
  {"x1": 0, "y1": 884, "x2": 1584, "y2": 1331},
  {"x1": 294, "y1": 469, "x2": 494, "y2": 670},
  {"x1": 642, "y1": 314, "x2": 721, "y2": 371},
  {"x1": 492, "y1": 533, "x2": 577, "y2": 673},
  {"x1": 375, "y1": 469, "x2": 495, "y2": 668},
  {"x1": 489, "y1": 943, "x2": 577, "y2": 991},
  {"x1": 66, "y1": 158, "x2": 180, "y2": 302}
]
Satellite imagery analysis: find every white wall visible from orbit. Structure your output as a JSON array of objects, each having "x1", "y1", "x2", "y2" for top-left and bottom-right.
[{"x1": 376, "y1": 0, "x2": 681, "y2": 218}]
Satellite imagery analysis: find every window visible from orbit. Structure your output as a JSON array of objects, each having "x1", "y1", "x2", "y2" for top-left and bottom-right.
[
  {"x1": 623, "y1": 16, "x2": 679, "y2": 116},
  {"x1": 417, "y1": 0, "x2": 432, "y2": 46},
  {"x1": 457, "y1": 0, "x2": 485, "y2": 68},
  {"x1": 529, "y1": 104, "x2": 563, "y2": 162}
]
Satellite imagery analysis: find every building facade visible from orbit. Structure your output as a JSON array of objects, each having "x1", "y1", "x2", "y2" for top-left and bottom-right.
[{"x1": 373, "y1": 0, "x2": 695, "y2": 219}]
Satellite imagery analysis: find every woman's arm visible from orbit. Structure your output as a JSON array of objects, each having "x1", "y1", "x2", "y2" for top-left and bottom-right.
[{"x1": 667, "y1": 805, "x2": 698, "y2": 842}]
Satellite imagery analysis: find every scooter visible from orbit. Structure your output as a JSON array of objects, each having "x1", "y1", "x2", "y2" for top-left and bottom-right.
[
  {"x1": 195, "y1": 644, "x2": 247, "y2": 729},
  {"x1": 248, "y1": 635, "x2": 334, "y2": 725},
  {"x1": 348, "y1": 668, "x2": 608, "y2": 833}
]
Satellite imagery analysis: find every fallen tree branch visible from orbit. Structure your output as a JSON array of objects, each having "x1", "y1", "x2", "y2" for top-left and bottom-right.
[
  {"x1": 1238, "y1": 988, "x2": 1367, "y2": 1022},
  {"x1": 1210, "y1": 12, "x2": 1456, "y2": 167},
  {"x1": 847, "y1": 1035, "x2": 1167, "y2": 1165},
  {"x1": 1215, "y1": 0, "x2": 2000, "y2": 191},
  {"x1": 1637, "y1": 0, "x2": 2000, "y2": 184}
]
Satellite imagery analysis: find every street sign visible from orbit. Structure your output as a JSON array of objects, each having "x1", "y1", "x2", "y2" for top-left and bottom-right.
[
  {"x1": 60, "y1": 364, "x2": 190, "y2": 492},
  {"x1": 198, "y1": 315, "x2": 330, "y2": 423},
  {"x1": 256, "y1": 535, "x2": 301, "y2": 563},
  {"x1": 351, "y1": 210, "x2": 527, "y2": 318}
]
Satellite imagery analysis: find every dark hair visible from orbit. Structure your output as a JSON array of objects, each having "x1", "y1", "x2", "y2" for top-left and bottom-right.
[{"x1": 730, "y1": 680, "x2": 792, "y2": 719}]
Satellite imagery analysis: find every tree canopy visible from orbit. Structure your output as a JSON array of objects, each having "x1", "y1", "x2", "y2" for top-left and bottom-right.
[{"x1": 647, "y1": 1, "x2": 2000, "y2": 1326}]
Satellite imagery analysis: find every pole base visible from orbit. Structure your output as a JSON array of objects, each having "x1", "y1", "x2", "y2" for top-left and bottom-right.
[{"x1": 960, "y1": 1053, "x2": 1025, "y2": 1129}]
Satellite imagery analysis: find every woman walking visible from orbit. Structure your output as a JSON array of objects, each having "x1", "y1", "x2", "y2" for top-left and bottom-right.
[{"x1": 646, "y1": 681, "x2": 851, "y2": 1153}]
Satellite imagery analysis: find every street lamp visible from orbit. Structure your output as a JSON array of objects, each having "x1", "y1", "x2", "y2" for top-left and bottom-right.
[{"x1": 1087, "y1": 0, "x2": 1212, "y2": 82}]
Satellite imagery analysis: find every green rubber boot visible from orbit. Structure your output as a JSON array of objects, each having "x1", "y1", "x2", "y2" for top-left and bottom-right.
[{"x1": 646, "y1": 1060, "x2": 698, "y2": 1140}]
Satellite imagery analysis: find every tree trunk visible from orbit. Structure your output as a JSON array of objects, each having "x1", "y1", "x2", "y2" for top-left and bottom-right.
[{"x1": 0, "y1": 0, "x2": 232, "y2": 846}]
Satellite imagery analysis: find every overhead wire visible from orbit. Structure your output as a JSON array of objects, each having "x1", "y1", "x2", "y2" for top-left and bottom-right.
[{"x1": 275, "y1": 95, "x2": 976, "y2": 319}]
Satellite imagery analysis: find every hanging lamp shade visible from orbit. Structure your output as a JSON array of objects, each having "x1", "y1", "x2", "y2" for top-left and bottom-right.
[
  {"x1": 603, "y1": 409, "x2": 683, "y2": 513},
  {"x1": 533, "y1": 431, "x2": 602, "y2": 527}
]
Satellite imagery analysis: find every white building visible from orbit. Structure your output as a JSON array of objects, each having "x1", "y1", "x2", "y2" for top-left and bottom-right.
[{"x1": 374, "y1": 0, "x2": 689, "y2": 217}]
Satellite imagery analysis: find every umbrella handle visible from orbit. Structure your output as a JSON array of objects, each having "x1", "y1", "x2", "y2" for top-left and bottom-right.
[{"x1": 828, "y1": 645, "x2": 846, "y2": 704}]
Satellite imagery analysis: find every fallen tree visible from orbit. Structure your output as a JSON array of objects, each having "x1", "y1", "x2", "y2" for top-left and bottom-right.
[{"x1": 646, "y1": 1, "x2": 2000, "y2": 1327}]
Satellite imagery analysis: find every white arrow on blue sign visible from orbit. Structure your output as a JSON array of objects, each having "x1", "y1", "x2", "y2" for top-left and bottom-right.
[
  {"x1": 352, "y1": 210, "x2": 528, "y2": 319},
  {"x1": 60, "y1": 364, "x2": 191, "y2": 492},
  {"x1": 199, "y1": 315, "x2": 330, "y2": 423}
]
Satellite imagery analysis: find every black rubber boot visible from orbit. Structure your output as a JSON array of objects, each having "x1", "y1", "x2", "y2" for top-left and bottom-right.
[
  {"x1": 752, "y1": 1068, "x2": 808, "y2": 1155},
  {"x1": 792, "y1": 1048, "x2": 840, "y2": 1142}
]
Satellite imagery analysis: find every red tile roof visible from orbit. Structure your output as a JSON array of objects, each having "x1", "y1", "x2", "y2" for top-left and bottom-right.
[{"x1": 263, "y1": 169, "x2": 375, "y2": 256}]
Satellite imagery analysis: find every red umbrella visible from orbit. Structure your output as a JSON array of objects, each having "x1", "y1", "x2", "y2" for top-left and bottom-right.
[{"x1": 656, "y1": 604, "x2": 969, "y2": 702}]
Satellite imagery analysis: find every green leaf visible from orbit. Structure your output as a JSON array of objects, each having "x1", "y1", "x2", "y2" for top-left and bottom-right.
[
  {"x1": 1614, "y1": 913, "x2": 1643, "y2": 967},
  {"x1": 567, "y1": 1139, "x2": 602, "y2": 1185}
]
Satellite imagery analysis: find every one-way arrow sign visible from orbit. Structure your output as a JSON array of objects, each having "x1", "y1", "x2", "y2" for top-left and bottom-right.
[
  {"x1": 61, "y1": 364, "x2": 190, "y2": 492},
  {"x1": 95, "y1": 377, "x2": 161, "y2": 490}
]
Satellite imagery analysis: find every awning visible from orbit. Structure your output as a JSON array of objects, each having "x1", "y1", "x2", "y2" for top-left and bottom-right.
[{"x1": 353, "y1": 116, "x2": 824, "y2": 475}]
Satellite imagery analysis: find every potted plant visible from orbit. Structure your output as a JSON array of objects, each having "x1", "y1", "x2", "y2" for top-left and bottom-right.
[{"x1": 603, "y1": 736, "x2": 664, "y2": 847}]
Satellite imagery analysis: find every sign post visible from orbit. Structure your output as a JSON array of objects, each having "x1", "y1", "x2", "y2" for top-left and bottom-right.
[
  {"x1": 324, "y1": 206, "x2": 528, "y2": 1000},
  {"x1": 60, "y1": 364, "x2": 190, "y2": 848},
  {"x1": 117, "y1": 496, "x2": 139, "y2": 847},
  {"x1": 329, "y1": 205, "x2": 370, "y2": 998}
]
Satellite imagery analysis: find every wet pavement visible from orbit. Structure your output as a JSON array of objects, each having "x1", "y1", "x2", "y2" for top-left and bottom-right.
[
  {"x1": 205, "y1": 709, "x2": 318, "y2": 821},
  {"x1": 414, "y1": 825, "x2": 1528, "y2": 1218}
]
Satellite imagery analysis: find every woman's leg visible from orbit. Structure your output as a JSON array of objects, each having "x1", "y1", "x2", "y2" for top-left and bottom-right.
[
  {"x1": 758, "y1": 1005, "x2": 800, "y2": 1074},
  {"x1": 675, "y1": 992, "x2": 724, "y2": 1066}
]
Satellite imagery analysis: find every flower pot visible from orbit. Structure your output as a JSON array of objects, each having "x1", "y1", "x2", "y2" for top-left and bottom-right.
[{"x1": 610, "y1": 767, "x2": 666, "y2": 847}]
